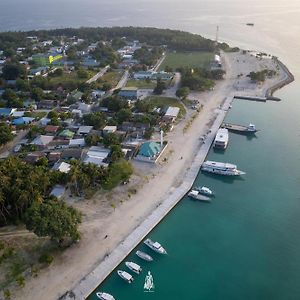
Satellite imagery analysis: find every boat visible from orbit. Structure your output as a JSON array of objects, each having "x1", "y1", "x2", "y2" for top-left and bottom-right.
[
  {"x1": 213, "y1": 128, "x2": 229, "y2": 149},
  {"x1": 144, "y1": 239, "x2": 167, "y2": 254},
  {"x1": 136, "y1": 250, "x2": 153, "y2": 261},
  {"x1": 195, "y1": 186, "x2": 214, "y2": 197},
  {"x1": 96, "y1": 292, "x2": 115, "y2": 300},
  {"x1": 201, "y1": 161, "x2": 246, "y2": 176},
  {"x1": 188, "y1": 190, "x2": 211, "y2": 202},
  {"x1": 222, "y1": 123, "x2": 258, "y2": 134},
  {"x1": 117, "y1": 270, "x2": 134, "y2": 283},
  {"x1": 246, "y1": 23, "x2": 254, "y2": 26},
  {"x1": 125, "y1": 261, "x2": 142, "y2": 274}
]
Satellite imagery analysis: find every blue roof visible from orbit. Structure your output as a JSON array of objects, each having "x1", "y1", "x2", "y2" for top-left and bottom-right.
[
  {"x1": 12, "y1": 117, "x2": 35, "y2": 125},
  {"x1": 138, "y1": 142, "x2": 161, "y2": 158},
  {"x1": 0, "y1": 108, "x2": 14, "y2": 116}
]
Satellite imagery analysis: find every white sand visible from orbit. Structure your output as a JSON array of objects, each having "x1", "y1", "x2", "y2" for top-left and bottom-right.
[{"x1": 11, "y1": 52, "x2": 289, "y2": 300}]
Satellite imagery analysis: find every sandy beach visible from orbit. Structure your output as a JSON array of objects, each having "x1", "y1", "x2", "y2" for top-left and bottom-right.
[{"x1": 10, "y1": 51, "x2": 291, "y2": 300}]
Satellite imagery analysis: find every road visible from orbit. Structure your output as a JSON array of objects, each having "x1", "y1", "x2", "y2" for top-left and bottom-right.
[
  {"x1": 152, "y1": 53, "x2": 166, "y2": 71},
  {"x1": 113, "y1": 70, "x2": 129, "y2": 90},
  {"x1": 86, "y1": 65, "x2": 110, "y2": 84},
  {"x1": 164, "y1": 72, "x2": 181, "y2": 97}
]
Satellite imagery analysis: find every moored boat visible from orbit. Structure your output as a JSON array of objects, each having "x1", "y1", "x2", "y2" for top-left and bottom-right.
[
  {"x1": 144, "y1": 239, "x2": 167, "y2": 254},
  {"x1": 136, "y1": 250, "x2": 153, "y2": 261},
  {"x1": 222, "y1": 122, "x2": 258, "y2": 134},
  {"x1": 117, "y1": 270, "x2": 134, "y2": 283},
  {"x1": 195, "y1": 186, "x2": 214, "y2": 197},
  {"x1": 188, "y1": 190, "x2": 211, "y2": 202},
  {"x1": 201, "y1": 160, "x2": 245, "y2": 176},
  {"x1": 125, "y1": 261, "x2": 142, "y2": 274},
  {"x1": 213, "y1": 128, "x2": 229, "y2": 149},
  {"x1": 96, "y1": 292, "x2": 115, "y2": 300}
]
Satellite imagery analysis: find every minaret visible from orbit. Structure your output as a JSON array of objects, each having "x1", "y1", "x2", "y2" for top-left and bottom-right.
[{"x1": 160, "y1": 130, "x2": 164, "y2": 148}]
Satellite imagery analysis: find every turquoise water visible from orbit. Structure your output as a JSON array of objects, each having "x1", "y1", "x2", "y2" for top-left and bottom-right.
[{"x1": 88, "y1": 81, "x2": 300, "y2": 299}]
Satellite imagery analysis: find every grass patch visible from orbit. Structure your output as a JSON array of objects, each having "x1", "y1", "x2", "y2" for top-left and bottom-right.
[
  {"x1": 48, "y1": 70, "x2": 97, "y2": 86},
  {"x1": 97, "y1": 70, "x2": 123, "y2": 87},
  {"x1": 126, "y1": 79, "x2": 156, "y2": 89},
  {"x1": 159, "y1": 51, "x2": 213, "y2": 71},
  {"x1": 24, "y1": 111, "x2": 47, "y2": 120},
  {"x1": 145, "y1": 96, "x2": 186, "y2": 118}
]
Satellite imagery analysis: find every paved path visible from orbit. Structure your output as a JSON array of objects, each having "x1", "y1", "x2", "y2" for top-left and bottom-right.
[{"x1": 86, "y1": 65, "x2": 110, "y2": 84}]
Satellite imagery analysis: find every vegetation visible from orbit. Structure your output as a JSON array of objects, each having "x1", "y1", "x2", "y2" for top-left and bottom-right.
[
  {"x1": 248, "y1": 69, "x2": 276, "y2": 83},
  {"x1": 0, "y1": 123, "x2": 13, "y2": 146},
  {"x1": 126, "y1": 79, "x2": 156, "y2": 89},
  {"x1": 176, "y1": 87, "x2": 190, "y2": 99},
  {"x1": 159, "y1": 51, "x2": 214, "y2": 71}
]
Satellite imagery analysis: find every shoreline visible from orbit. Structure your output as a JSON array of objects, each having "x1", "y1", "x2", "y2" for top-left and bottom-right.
[{"x1": 61, "y1": 53, "x2": 294, "y2": 300}]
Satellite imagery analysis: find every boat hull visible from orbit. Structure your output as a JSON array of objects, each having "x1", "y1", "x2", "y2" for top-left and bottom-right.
[
  {"x1": 136, "y1": 251, "x2": 153, "y2": 261},
  {"x1": 201, "y1": 167, "x2": 245, "y2": 176}
]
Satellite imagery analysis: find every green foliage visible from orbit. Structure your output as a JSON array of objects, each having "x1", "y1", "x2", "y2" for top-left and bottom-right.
[
  {"x1": 101, "y1": 96, "x2": 129, "y2": 112},
  {"x1": 85, "y1": 134, "x2": 101, "y2": 146},
  {"x1": 103, "y1": 133, "x2": 121, "y2": 147},
  {"x1": 134, "y1": 46, "x2": 163, "y2": 66},
  {"x1": 25, "y1": 199, "x2": 82, "y2": 244},
  {"x1": 15, "y1": 275, "x2": 25, "y2": 287},
  {"x1": 38, "y1": 253, "x2": 54, "y2": 265},
  {"x1": 0, "y1": 122, "x2": 13, "y2": 146},
  {"x1": 31, "y1": 87, "x2": 44, "y2": 102},
  {"x1": 77, "y1": 68, "x2": 89, "y2": 79},
  {"x1": 116, "y1": 108, "x2": 132, "y2": 124},
  {"x1": 4, "y1": 289, "x2": 11, "y2": 299},
  {"x1": 248, "y1": 69, "x2": 275, "y2": 82},
  {"x1": 153, "y1": 79, "x2": 166, "y2": 95},
  {"x1": 110, "y1": 144, "x2": 124, "y2": 162},
  {"x1": 103, "y1": 159, "x2": 133, "y2": 190},
  {"x1": 176, "y1": 87, "x2": 190, "y2": 99},
  {"x1": 2, "y1": 63, "x2": 25, "y2": 80},
  {"x1": 83, "y1": 112, "x2": 107, "y2": 130}
]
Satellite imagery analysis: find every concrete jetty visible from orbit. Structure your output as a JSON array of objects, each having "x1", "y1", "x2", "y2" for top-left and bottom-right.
[{"x1": 61, "y1": 97, "x2": 234, "y2": 300}]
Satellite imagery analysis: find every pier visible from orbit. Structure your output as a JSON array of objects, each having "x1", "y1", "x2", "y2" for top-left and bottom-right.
[
  {"x1": 61, "y1": 97, "x2": 234, "y2": 300},
  {"x1": 233, "y1": 95, "x2": 281, "y2": 102}
]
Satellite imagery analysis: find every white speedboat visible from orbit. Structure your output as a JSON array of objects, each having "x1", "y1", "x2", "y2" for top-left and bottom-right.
[
  {"x1": 213, "y1": 128, "x2": 229, "y2": 149},
  {"x1": 144, "y1": 239, "x2": 167, "y2": 254},
  {"x1": 136, "y1": 250, "x2": 153, "y2": 261},
  {"x1": 201, "y1": 161, "x2": 245, "y2": 176},
  {"x1": 96, "y1": 292, "x2": 115, "y2": 300},
  {"x1": 125, "y1": 261, "x2": 142, "y2": 274},
  {"x1": 188, "y1": 190, "x2": 211, "y2": 202},
  {"x1": 117, "y1": 270, "x2": 134, "y2": 283},
  {"x1": 195, "y1": 186, "x2": 214, "y2": 197}
]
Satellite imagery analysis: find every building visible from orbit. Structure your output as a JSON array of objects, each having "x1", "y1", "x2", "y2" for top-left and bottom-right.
[
  {"x1": 24, "y1": 152, "x2": 46, "y2": 164},
  {"x1": 103, "y1": 125, "x2": 117, "y2": 135},
  {"x1": 50, "y1": 185, "x2": 65, "y2": 199},
  {"x1": 12, "y1": 117, "x2": 35, "y2": 125},
  {"x1": 118, "y1": 87, "x2": 138, "y2": 100},
  {"x1": 59, "y1": 129, "x2": 75, "y2": 139},
  {"x1": 61, "y1": 148, "x2": 83, "y2": 160},
  {"x1": 78, "y1": 102, "x2": 92, "y2": 113},
  {"x1": 69, "y1": 138, "x2": 85, "y2": 148},
  {"x1": 83, "y1": 146, "x2": 110, "y2": 167},
  {"x1": 0, "y1": 108, "x2": 17, "y2": 117},
  {"x1": 31, "y1": 135, "x2": 54, "y2": 149},
  {"x1": 37, "y1": 100, "x2": 57, "y2": 109},
  {"x1": 133, "y1": 71, "x2": 154, "y2": 80},
  {"x1": 52, "y1": 161, "x2": 71, "y2": 173},
  {"x1": 77, "y1": 126, "x2": 93, "y2": 136},
  {"x1": 136, "y1": 141, "x2": 161, "y2": 162},
  {"x1": 45, "y1": 125, "x2": 59, "y2": 135},
  {"x1": 163, "y1": 106, "x2": 180, "y2": 122}
]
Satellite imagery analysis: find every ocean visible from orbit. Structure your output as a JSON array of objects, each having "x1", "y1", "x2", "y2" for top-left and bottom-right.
[{"x1": 1, "y1": 1, "x2": 300, "y2": 299}]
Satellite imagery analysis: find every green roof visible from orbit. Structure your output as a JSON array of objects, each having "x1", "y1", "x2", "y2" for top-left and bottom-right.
[
  {"x1": 59, "y1": 129, "x2": 75, "y2": 139},
  {"x1": 138, "y1": 142, "x2": 161, "y2": 158}
]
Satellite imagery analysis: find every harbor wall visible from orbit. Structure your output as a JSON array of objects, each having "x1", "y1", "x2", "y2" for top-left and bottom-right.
[{"x1": 61, "y1": 97, "x2": 234, "y2": 300}]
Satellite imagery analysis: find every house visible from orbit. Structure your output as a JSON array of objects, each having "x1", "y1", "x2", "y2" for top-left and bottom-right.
[
  {"x1": 163, "y1": 107, "x2": 180, "y2": 122},
  {"x1": 30, "y1": 66, "x2": 49, "y2": 76},
  {"x1": 120, "y1": 122, "x2": 150, "y2": 135},
  {"x1": 71, "y1": 109, "x2": 83, "y2": 118},
  {"x1": 52, "y1": 161, "x2": 71, "y2": 173},
  {"x1": 24, "y1": 152, "x2": 46, "y2": 164},
  {"x1": 136, "y1": 141, "x2": 162, "y2": 161},
  {"x1": 0, "y1": 108, "x2": 17, "y2": 117},
  {"x1": 83, "y1": 146, "x2": 110, "y2": 167},
  {"x1": 11, "y1": 111, "x2": 25, "y2": 118},
  {"x1": 69, "y1": 138, "x2": 85, "y2": 148},
  {"x1": 24, "y1": 99, "x2": 37, "y2": 110},
  {"x1": 40, "y1": 117, "x2": 51, "y2": 126},
  {"x1": 50, "y1": 185, "x2": 65, "y2": 199},
  {"x1": 133, "y1": 71, "x2": 154, "y2": 80},
  {"x1": 45, "y1": 125, "x2": 59, "y2": 134},
  {"x1": 31, "y1": 135, "x2": 54, "y2": 149},
  {"x1": 77, "y1": 126, "x2": 93, "y2": 136},
  {"x1": 12, "y1": 117, "x2": 35, "y2": 125},
  {"x1": 48, "y1": 139, "x2": 69, "y2": 150},
  {"x1": 37, "y1": 100, "x2": 57, "y2": 109},
  {"x1": 59, "y1": 129, "x2": 75, "y2": 139},
  {"x1": 69, "y1": 91, "x2": 83, "y2": 102},
  {"x1": 81, "y1": 58, "x2": 100, "y2": 68},
  {"x1": 91, "y1": 90, "x2": 105, "y2": 99},
  {"x1": 61, "y1": 148, "x2": 83, "y2": 160},
  {"x1": 118, "y1": 87, "x2": 138, "y2": 100},
  {"x1": 48, "y1": 151, "x2": 61, "y2": 163},
  {"x1": 103, "y1": 126, "x2": 117, "y2": 135},
  {"x1": 78, "y1": 102, "x2": 92, "y2": 113}
]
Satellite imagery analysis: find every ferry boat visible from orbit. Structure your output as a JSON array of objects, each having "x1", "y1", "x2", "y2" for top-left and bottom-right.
[
  {"x1": 188, "y1": 190, "x2": 211, "y2": 202},
  {"x1": 117, "y1": 270, "x2": 134, "y2": 283},
  {"x1": 195, "y1": 186, "x2": 214, "y2": 197},
  {"x1": 96, "y1": 292, "x2": 115, "y2": 300},
  {"x1": 136, "y1": 250, "x2": 153, "y2": 261},
  {"x1": 213, "y1": 128, "x2": 229, "y2": 149},
  {"x1": 125, "y1": 261, "x2": 142, "y2": 274},
  {"x1": 222, "y1": 123, "x2": 258, "y2": 135},
  {"x1": 144, "y1": 239, "x2": 167, "y2": 254},
  {"x1": 201, "y1": 161, "x2": 246, "y2": 176}
]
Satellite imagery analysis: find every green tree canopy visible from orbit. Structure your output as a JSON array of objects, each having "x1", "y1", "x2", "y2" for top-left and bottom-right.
[
  {"x1": 176, "y1": 87, "x2": 190, "y2": 99},
  {"x1": 0, "y1": 123, "x2": 13, "y2": 146}
]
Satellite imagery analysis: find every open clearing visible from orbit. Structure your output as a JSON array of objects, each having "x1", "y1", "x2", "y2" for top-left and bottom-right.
[{"x1": 159, "y1": 51, "x2": 214, "y2": 71}]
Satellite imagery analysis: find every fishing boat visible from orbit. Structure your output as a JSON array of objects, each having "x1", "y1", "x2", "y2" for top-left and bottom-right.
[
  {"x1": 195, "y1": 186, "x2": 214, "y2": 197},
  {"x1": 213, "y1": 128, "x2": 229, "y2": 149},
  {"x1": 125, "y1": 261, "x2": 142, "y2": 274},
  {"x1": 136, "y1": 250, "x2": 153, "y2": 262},
  {"x1": 201, "y1": 161, "x2": 246, "y2": 176},
  {"x1": 144, "y1": 239, "x2": 167, "y2": 254},
  {"x1": 188, "y1": 190, "x2": 211, "y2": 202},
  {"x1": 96, "y1": 292, "x2": 115, "y2": 300},
  {"x1": 117, "y1": 270, "x2": 134, "y2": 283},
  {"x1": 222, "y1": 123, "x2": 258, "y2": 134}
]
